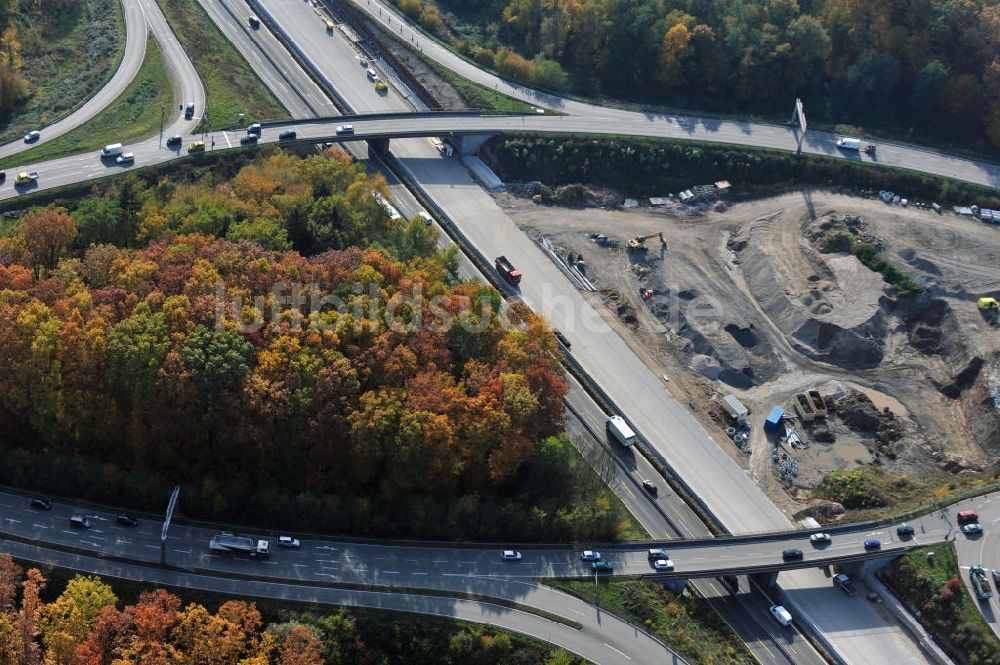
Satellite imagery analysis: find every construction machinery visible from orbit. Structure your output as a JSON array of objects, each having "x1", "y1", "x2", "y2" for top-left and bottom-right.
[{"x1": 627, "y1": 232, "x2": 666, "y2": 252}]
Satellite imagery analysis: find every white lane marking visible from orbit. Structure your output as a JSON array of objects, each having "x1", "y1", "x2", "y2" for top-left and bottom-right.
[
  {"x1": 0, "y1": 503, "x2": 12, "y2": 508},
  {"x1": 4, "y1": 518, "x2": 20, "y2": 524},
  {"x1": 33, "y1": 524, "x2": 48, "y2": 529},
  {"x1": 261, "y1": 561, "x2": 278, "y2": 565},
  {"x1": 80, "y1": 541, "x2": 101, "y2": 548},
  {"x1": 115, "y1": 539, "x2": 132, "y2": 545},
  {"x1": 375, "y1": 557, "x2": 390, "y2": 560},
  {"x1": 61, "y1": 530, "x2": 77, "y2": 535},
  {"x1": 604, "y1": 644, "x2": 631, "y2": 660},
  {"x1": 403, "y1": 558, "x2": 419, "y2": 563},
  {"x1": 460, "y1": 561, "x2": 476, "y2": 564},
  {"x1": 172, "y1": 548, "x2": 191, "y2": 554},
  {"x1": 383, "y1": 571, "x2": 399, "y2": 574},
  {"x1": 144, "y1": 545, "x2": 160, "y2": 550},
  {"x1": 316, "y1": 546, "x2": 339, "y2": 551},
  {"x1": 432, "y1": 559, "x2": 448, "y2": 563},
  {"x1": 223, "y1": 133, "x2": 232, "y2": 148},
  {"x1": 292, "y1": 563, "x2": 309, "y2": 568},
  {"x1": 316, "y1": 559, "x2": 338, "y2": 564},
  {"x1": 411, "y1": 572, "x2": 428, "y2": 575}
]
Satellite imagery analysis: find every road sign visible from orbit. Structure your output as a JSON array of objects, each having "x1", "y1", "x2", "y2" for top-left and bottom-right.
[
  {"x1": 790, "y1": 98, "x2": 807, "y2": 133},
  {"x1": 160, "y1": 486, "x2": 180, "y2": 565}
]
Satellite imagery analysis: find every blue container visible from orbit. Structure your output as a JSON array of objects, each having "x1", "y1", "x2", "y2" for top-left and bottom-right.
[{"x1": 764, "y1": 406, "x2": 784, "y2": 432}]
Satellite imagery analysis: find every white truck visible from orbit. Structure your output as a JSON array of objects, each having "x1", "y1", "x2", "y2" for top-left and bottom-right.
[
  {"x1": 606, "y1": 415, "x2": 636, "y2": 447},
  {"x1": 209, "y1": 533, "x2": 270, "y2": 558}
]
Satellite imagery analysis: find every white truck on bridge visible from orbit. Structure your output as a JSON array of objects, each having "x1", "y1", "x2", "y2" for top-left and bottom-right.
[{"x1": 209, "y1": 533, "x2": 270, "y2": 558}]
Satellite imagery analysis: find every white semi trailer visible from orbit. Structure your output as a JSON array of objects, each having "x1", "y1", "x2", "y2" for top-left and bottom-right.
[{"x1": 209, "y1": 533, "x2": 270, "y2": 558}]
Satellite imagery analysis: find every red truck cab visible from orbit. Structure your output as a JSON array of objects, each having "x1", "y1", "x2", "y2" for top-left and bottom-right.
[
  {"x1": 957, "y1": 510, "x2": 979, "y2": 523},
  {"x1": 495, "y1": 256, "x2": 522, "y2": 285}
]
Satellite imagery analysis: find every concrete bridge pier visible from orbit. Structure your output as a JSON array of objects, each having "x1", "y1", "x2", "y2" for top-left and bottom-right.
[
  {"x1": 367, "y1": 137, "x2": 391, "y2": 158},
  {"x1": 453, "y1": 133, "x2": 496, "y2": 156},
  {"x1": 751, "y1": 571, "x2": 780, "y2": 588},
  {"x1": 659, "y1": 578, "x2": 687, "y2": 594}
]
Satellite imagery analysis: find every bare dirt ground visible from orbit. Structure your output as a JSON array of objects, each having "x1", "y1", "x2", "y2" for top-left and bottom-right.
[{"x1": 498, "y1": 189, "x2": 1000, "y2": 519}]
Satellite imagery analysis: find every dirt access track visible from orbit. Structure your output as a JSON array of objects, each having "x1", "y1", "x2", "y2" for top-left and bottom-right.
[{"x1": 500, "y1": 190, "x2": 1000, "y2": 518}]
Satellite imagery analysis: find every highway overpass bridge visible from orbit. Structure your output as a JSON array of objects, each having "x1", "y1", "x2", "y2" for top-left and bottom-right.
[
  {"x1": 0, "y1": 486, "x2": 976, "y2": 589},
  {"x1": 4, "y1": 110, "x2": 1000, "y2": 203}
]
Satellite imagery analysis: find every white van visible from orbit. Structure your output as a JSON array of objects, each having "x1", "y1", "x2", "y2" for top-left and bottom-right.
[
  {"x1": 770, "y1": 605, "x2": 793, "y2": 626},
  {"x1": 835, "y1": 137, "x2": 861, "y2": 151},
  {"x1": 101, "y1": 143, "x2": 124, "y2": 158}
]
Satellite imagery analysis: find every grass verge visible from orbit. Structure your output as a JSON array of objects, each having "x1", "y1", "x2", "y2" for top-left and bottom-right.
[
  {"x1": 0, "y1": 38, "x2": 174, "y2": 170},
  {"x1": 422, "y1": 53, "x2": 546, "y2": 114},
  {"x1": 156, "y1": 0, "x2": 288, "y2": 128},
  {"x1": 881, "y1": 543, "x2": 1000, "y2": 664},
  {"x1": 549, "y1": 578, "x2": 756, "y2": 665},
  {"x1": 0, "y1": 0, "x2": 125, "y2": 144}
]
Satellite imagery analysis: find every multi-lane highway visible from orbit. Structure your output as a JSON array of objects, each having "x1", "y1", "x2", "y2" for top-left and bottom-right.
[{"x1": 0, "y1": 488, "x2": 933, "y2": 583}]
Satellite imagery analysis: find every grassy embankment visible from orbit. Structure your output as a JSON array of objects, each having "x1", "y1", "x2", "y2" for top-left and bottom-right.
[
  {"x1": 0, "y1": 38, "x2": 174, "y2": 170},
  {"x1": 550, "y1": 578, "x2": 756, "y2": 665},
  {"x1": 156, "y1": 0, "x2": 288, "y2": 128},
  {"x1": 0, "y1": 0, "x2": 125, "y2": 144},
  {"x1": 882, "y1": 544, "x2": 1000, "y2": 664},
  {"x1": 813, "y1": 466, "x2": 1000, "y2": 522}
]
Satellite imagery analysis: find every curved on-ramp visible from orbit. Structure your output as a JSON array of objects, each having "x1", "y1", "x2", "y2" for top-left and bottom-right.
[
  {"x1": 0, "y1": 0, "x2": 205, "y2": 164},
  {"x1": 0, "y1": 0, "x2": 148, "y2": 160},
  {"x1": 0, "y1": 537, "x2": 688, "y2": 665}
]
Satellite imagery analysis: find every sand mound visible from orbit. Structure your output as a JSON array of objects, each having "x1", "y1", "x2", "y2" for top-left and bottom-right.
[{"x1": 739, "y1": 217, "x2": 887, "y2": 368}]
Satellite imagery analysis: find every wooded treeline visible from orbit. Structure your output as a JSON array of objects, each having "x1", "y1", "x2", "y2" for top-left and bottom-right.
[{"x1": 401, "y1": 0, "x2": 1000, "y2": 149}]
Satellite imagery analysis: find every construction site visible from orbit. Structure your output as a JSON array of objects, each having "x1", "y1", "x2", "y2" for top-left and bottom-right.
[{"x1": 498, "y1": 188, "x2": 1000, "y2": 519}]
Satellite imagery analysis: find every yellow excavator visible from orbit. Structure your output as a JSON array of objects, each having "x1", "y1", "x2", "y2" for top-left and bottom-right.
[{"x1": 627, "y1": 232, "x2": 666, "y2": 252}]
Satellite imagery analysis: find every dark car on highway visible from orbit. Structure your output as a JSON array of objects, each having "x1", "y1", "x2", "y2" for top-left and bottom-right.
[
  {"x1": 863, "y1": 539, "x2": 881, "y2": 551},
  {"x1": 896, "y1": 523, "x2": 914, "y2": 538},
  {"x1": 278, "y1": 130, "x2": 297, "y2": 141},
  {"x1": 166, "y1": 135, "x2": 182, "y2": 147},
  {"x1": 29, "y1": 498, "x2": 52, "y2": 510},
  {"x1": 782, "y1": 548, "x2": 804, "y2": 561},
  {"x1": 116, "y1": 514, "x2": 138, "y2": 527}
]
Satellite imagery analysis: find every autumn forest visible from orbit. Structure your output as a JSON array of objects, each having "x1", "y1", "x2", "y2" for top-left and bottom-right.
[{"x1": 0, "y1": 150, "x2": 628, "y2": 541}]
